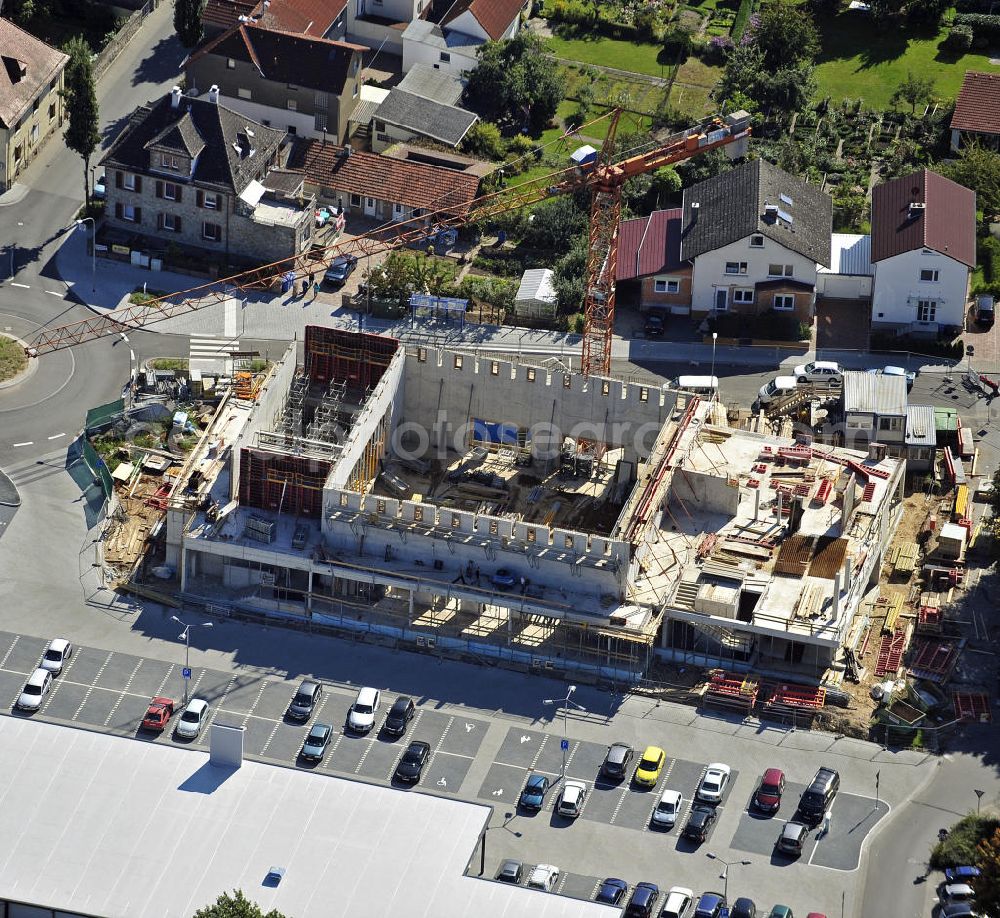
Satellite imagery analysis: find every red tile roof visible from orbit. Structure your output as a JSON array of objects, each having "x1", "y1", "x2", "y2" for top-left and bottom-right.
[
  {"x1": 291, "y1": 140, "x2": 481, "y2": 215},
  {"x1": 616, "y1": 209, "x2": 686, "y2": 281},
  {"x1": 951, "y1": 71, "x2": 1000, "y2": 136},
  {"x1": 202, "y1": 0, "x2": 259, "y2": 31},
  {"x1": 201, "y1": 0, "x2": 346, "y2": 35},
  {"x1": 442, "y1": 0, "x2": 525, "y2": 40},
  {"x1": 871, "y1": 169, "x2": 976, "y2": 269}
]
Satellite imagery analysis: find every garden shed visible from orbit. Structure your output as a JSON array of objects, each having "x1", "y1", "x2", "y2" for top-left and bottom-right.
[{"x1": 514, "y1": 268, "x2": 559, "y2": 319}]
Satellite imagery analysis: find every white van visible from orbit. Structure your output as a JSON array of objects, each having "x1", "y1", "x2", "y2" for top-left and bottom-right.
[
  {"x1": 757, "y1": 375, "x2": 798, "y2": 405},
  {"x1": 674, "y1": 375, "x2": 719, "y2": 397}
]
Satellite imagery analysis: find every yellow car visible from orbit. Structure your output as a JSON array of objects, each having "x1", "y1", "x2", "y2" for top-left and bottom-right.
[{"x1": 634, "y1": 745, "x2": 666, "y2": 787}]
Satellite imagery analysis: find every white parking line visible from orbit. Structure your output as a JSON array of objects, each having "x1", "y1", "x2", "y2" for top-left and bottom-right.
[
  {"x1": 425, "y1": 714, "x2": 454, "y2": 774},
  {"x1": 47, "y1": 433, "x2": 65, "y2": 440},
  {"x1": 40, "y1": 652, "x2": 79, "y2": 714},
  {"x1": 0, "y1": 636, "x2": 20, "y2": 670},
  {"x1": 205, "y1": 677, "x2": 237, "y2": 731},
  {"x1": 12, "y1": 442, "x2": 33, "y2": 447},
  {"x1": 239, "y1": 679, "x2": 270, "y2": 727},
  {"x1": 322, "y1": 731, "x2": 346, "y2": 768},
  {"x1": 555, "y1": 872, "x2": 568, "y2": 895},
  {"x1": 72, "y1": 651, "x2": 114, "y2": 720},
  {"x1": 354, "y1": 737, "x2": 377, "y2": 774},
  {"x1": 609, "y1": 787, "x2": 630, "y2": 825},
  {"x1": 46, "y1": 290, "x2": 63, "y2": 297},
  {"x1": 11, "y1": 282, "x2": 29, "y2": 289},
  {"x1": 104, "y1": 658, "x2": 144, "y2": 726},
  {"x1": 528, "y1": 734, "x2": 549, "y2": 771},
  {"x1": 565, "y1": 740, "x2": 580, "y2": 768},
  {"x1": 260, "y1": 720, "x2": 282, "y2": 756},
  {"x1": 152, "y1": 664, "x2": 175, "y2": 698}
]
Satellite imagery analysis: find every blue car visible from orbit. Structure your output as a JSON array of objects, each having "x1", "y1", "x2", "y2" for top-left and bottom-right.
[
  {"x1": 695, "y1": 891, "x2": 728, "y2": 918},
  {"x1": 625, "y1": 882, "x2": 659, "y2": 918},
  {"x1": 945, "y1": 866, "x2": 981, "y2": 882},
  {"x1": 595, "y1": 878, "x2": 628, "y2": 905},
  {"x1": 491, "y1": 568, "x2": 516, "y2": 590},
  {"x1": 519, "y1": 773, "x2": 550, "y2": 811}
]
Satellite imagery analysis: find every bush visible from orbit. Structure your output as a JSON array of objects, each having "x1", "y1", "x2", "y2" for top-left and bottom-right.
[
  {"x1": 661, "y1": 25, "x2": 693, "y2": 61},
  {"x1": 929, "y1": 815, "x2": 1000, "y2": 870},
  {"x1": 731, "y1": 0, "x2": 756, "y2": 40},
  {"x1": 981, "y1": 235, "x2": 1000, "y2": 284},
  {"x1": 634, "y1": 7, "x2": 668, "y2": 41},
  {"x1": 543, "y1": 0, "x2": 592, "y2": 25},
  {"x1": 944, "y1": 23, "x2": 974, "y2": 51},
  {"x1": 954, "y1": 12, "x2": 1000, "y2": 40},
  {"x1": 462, "y1": 121, "x2": 505, "y2": 161}
]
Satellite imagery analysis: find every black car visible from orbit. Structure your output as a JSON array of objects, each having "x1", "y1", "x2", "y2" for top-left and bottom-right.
[
  {"x1": 731, "y1": 897, "x2": 757, "y2": 918},
  {"x1": 595, "y1": 878, "x2": 628, "y2": 905},
  {"x1": 644, "y1": 312, "x2": 666, "y2": 337},
  {"x1": 287, "y1": 679, "x2": 322, "y2": 721},
  {"x1": 624, "y1": 882, "x2": 659, "y2": 918},
  {"x1": 519, "y1": 773, "x2": 550, "y2": 811},
  {"x1": 300, "y1": 723, "x2": 333, "y2": 761},
  {"x1": 683, "y1": 804, "x2": 717, "y2": 842},
  {"x1": 383, "y1": 696, "x2": 415, "y2": 736},
  {"x1": 394, "y1": 740, "x2": 431, "y2": 783},
  {"x1": 324, "y1": 254, "x2": 358, "y2": 286},
  {"x1": 798, "y1": 766, "x2": 840, "y2": 824},
  {"x1": 601, "y1": 742, "x2": 634, "y2": 781},
  {"x1": 496, "y1": 859, "x2": 523, "y2": 883}
]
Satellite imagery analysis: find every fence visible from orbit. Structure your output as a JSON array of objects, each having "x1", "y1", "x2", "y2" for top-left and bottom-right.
[
  {"x1": 85, "y1": 397, "x2": 125, "y2": 434},
  {"x1": 94, "y1": 0, "x2": 162, "y2": 81}
]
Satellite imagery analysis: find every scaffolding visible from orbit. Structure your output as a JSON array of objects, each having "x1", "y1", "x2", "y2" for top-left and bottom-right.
[{"x1": 306, "y1": 378, "x2": 347, "y2": 442}]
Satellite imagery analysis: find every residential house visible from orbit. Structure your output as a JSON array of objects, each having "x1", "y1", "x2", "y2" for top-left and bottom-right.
[
  {"x1": 369, "y1": 63, "x2": 476, "y2": 152},
  {"x1": 202, "y1": 0, "x2": 348, "y2": 39},
  {"x1": 870, "y1": 169, "x2": 975, "y2": 334},
  {"x1": 348, "y1": 0, "x2": 429, "y2": 56},
  {"x1": 905, "y1": 404, "x2": 936, "y2": 472},
  {"x1": 402, "y1": 0, "x2": 527, "y2": 75},
  {"x1": 101, "y1": 87, "x2": 315, "y2": 264},
  {"x1": 616, "y1": 208, "x2": 692, "y2": 314},
  {"x1": 679, "y1": 159, "x2": 833, "y2": 321},
  {"x1": 950, "y1": 71, "x2": 1000, "y2": 152},
  {"x1": 290, "y1": 139, "x2": 480, "y2": 222},
  {"x1": 0, "y1": 18, "x2": 68, "y2": 193},
  {"x1": 513, "y1": 268, "x2": 557, "y2": 319},
  {"x1": 185, "y1": 23, "x2": 365, "y2": 142},
  {"x1": 840, "y1": 371, "x2": 908, "y2": 455}
]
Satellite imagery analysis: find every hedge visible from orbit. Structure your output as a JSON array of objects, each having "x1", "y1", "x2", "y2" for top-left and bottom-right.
[
  {"x1": 982, "y1": 235, "x2": 1000, "y2": 284},
  {"x1": 731, "y1": 0, "x2": 755, "y2": 40},
  {"x1": 954, "y1": 0, "x2": 992, "y2": 12},
  {"x1": 954, "y1": 12, "x2": 1000, "y2": 39}
]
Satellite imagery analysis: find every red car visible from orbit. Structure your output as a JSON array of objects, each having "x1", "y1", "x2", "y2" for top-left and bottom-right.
[
  {"x1": 754, "y1": 768, "x2": 785, "y2": 814},
  {"x1": 142, "y1": 696, "x2": 176, "y2": 731}
]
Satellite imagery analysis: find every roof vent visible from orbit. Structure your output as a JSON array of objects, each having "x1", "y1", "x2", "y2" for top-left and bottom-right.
[
  {"x1": 208, "y1": 84, "x2": 219, "y2": 104},
  {"x1": 764, "y1": 203, "x2": 779, "y2": 215},
  {"x1": 909, "y1": 202, "x2": 926, "y2": 218},
  {"x1": 779, "y1": 193, "x2": 793, "y2": 206},
  {"x1": 690, "y1": 201, "x2": 700, "y2": 222},
  {"x1": 170, "y1": 86, "x2": 182, "y2": 108}
]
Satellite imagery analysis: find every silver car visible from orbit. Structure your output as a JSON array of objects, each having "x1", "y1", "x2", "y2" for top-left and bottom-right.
[
  {"x1": 16, "y1": 668, "x2": 52, "y2": 711},
  {"x1": 175, "y1": 698, "x2": 209, "y2": 738},
  {"x1": 40, "y1": 639, "x2": 73, "y2": 675}
]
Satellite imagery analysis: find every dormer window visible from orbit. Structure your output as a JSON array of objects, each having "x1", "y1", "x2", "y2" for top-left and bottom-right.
[{"x1": 160, "y1": 153, "x2": 180, "y2": 170}]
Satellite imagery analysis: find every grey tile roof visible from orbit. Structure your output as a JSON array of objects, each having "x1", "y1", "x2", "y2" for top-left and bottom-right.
[
  {"x1": 102, "y1": 93, "x2": 285, "y2": 193},
  {"x1": 842, "y1": 370, "x2": 907, "y2": 416},
  {"x1": 144, "y1": 112, "x2": 206, "y2": 159},
  {"x1": 398, "y1": 63, "x2": 465, "y2": 107},
  {"x1": 376, "y1": 89, "x2": 477, "y2": 146},
  {"x1": 680, "y1": 159, "x2": 832, "y2": 267}
]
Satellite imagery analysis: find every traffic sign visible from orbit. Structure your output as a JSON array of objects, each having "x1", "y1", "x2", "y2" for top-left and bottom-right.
[
  {"x1": 560, "y1": 739, "x2": 569, "y2": 750},
  {"x1": 182, "y1": 667, "x2": 192, "y2": 679}
]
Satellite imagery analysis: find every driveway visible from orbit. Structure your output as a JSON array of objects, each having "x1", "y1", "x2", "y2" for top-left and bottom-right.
[{"x1": 816, "y1": 296, "x2": 871, "y2": 351}]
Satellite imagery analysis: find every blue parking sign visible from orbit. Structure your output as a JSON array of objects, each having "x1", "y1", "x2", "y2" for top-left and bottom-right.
[
  {"x1": 182, "y1": 667, "x2": 192, "y2": 679},
  {"x1": 560, "y1": 739, "x2": 569, "y2": 750}
]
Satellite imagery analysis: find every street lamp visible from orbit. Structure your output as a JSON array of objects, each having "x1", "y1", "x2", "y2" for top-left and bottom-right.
[
  {"x1": 975, "y1": 789, "x2": 985, "y2": 814},
  {"x1": 542, "y1": 684, "x2": 586, "y2": 782},
  {"x1": 710, "y1": 331, "x2": 718, "y2": 399},
  {"x1": 706, "y1": 853, "x2": 751, "y2": 900},
  {"x1": 170, "y1": 615, "x2": 213, "y2": 704},
  {"x1": 76, "y1": 217, "x2": 96, "y2": 292},
  {"x1": 9, "y1": 220, "x2": 23, "y2": 279}
]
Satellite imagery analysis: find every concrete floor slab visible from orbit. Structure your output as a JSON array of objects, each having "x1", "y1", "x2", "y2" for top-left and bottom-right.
[
  {"x1": 423, "y1": 750, "x2": 474, "y2": 794},
  {"x1": 360, "y1": 735, "x2": 406, "y2": 781},
  {"x1": 4, "y1": 634, "x2": 48, "y2": 674},
  {"x1": 495, "y1": 726, "x2": 551, "y2": 769},
  {"x1": 477, "y1": 761, "x2": 531, "y2": 804}
]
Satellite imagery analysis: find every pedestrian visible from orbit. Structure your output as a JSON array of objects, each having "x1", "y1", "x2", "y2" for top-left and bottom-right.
[
  {"x1": 309, "y1": 271, "x2": 315, "y2": 289},
  {"x1": 301, "y1": 279, "x2": 308, "y2": 297},
  {"x1": 313, "y1": 281, "x2": 321, "y2": 299}
]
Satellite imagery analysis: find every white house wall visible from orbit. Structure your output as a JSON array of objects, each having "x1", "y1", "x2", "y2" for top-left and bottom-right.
[
  {"x1": 871, "y1": 248, "x2": 970, "y2": 329},
  {"x1": 690, "y1": 235, "x2": 818, "y2": 313},
  {"x1": 816, "y1": 273, "x2": 872, "y2": 299},
  {"x1": 214, "y1": 94, "x2": 337, "y2": 141},
  {"x1": 402, "y1": 38, "x2": 478, "y2": 75}
]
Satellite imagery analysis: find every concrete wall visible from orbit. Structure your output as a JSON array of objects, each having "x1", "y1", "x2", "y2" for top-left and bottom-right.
[
  {"x1": 400, "y1": 350, "x2": 678, "y2": 464},
  {"x1": 639, "y1": 268, "x2": 693, "y2": 313},
  {"x1": 871, "y1": 248, "x2": 970, "y2": 330},
  {"x1": 0, "y1": 71, "x2": 64, "y2": 193},
  {"x1": 817, "y1": 272, "x2": 872, "y2": 299},
  {"x1": 402, "y1": 37, "x2": 478, "y2": 76},
  {"x1": 670, "y1": 467, "x2": 740, "y2": 517}
]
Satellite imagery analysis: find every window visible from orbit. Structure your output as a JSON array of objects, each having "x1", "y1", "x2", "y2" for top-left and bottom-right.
[
  {"x1": 750, "y1": 234, "x2": 764, "y2": 247},
  {"x1": 350, "y1": 193, "x2": 362, "y2": 207},
  {"x1": 454, "y1": 355, "x2": 463, "y2": 369},
  {"x1": 287, "y1": 125, "x2": 297, "y2": 135},
  {"x1": 601, "y1": 380, "x2": 610, "y2": 396},
  {"x1": 917, "y1": 299, "x2": 937, "y2": 322},
  {"x1": 878, "y1": 416, "x2": 903, "y2": 432},
  {"x1": 374, "y1": 120, "x2": 386, "y2": 132},
  {"x1": 238, "y1": 88, "x2": 251, "y2": 100},
  {"x1": 123, "y1": 172, "x2": 136, "y2": 191},
  {"x1": 200, "y1": 191, "x2": 219, "y2": 210},
  {"x1": 725, "y1": 261, "x2": 747, "y2": 275},
  {"x1": 30, "y1": 124, "x2": 38, "y2": 143},
  {"x1": 287, "y1": 99, "x2": 297, "y2": 111},
  {"x1": 440, "y1": 52, "x2": 451, "y2": 63},
  {"x1": 118, "y1": 204, "x2": 140, "y2": 223},
  {"x1": 159, "y1": 213, "x2": 181, "y2": 232},
  {"x1": 32, "y1": 98, "x2": 38, "y2": 113},
  {"x1": 159, "y1": 181, "x2": 180, "y2": 201},
  {"x1": 768, "y1": 263, "x2": 793, "y2": 277},
  {"x1": 654, "y1": 277, "x2": 680, "y2": 294},
  {"x1": 160, "y1": 153, "x2": 179, "y2": 170},
  {"x1": 919, "y1": 269, "x2": 939, "y2": 282},
  {"x1": 393, "y1": 203, "x2": 404, "y2": 215},
  {"x1": 527, "y1": 367, "x2": 536, "y2": 381},
  {"x1": 227, "y1": 57, "x2": 235, "y2": 69},
  {"x1": 733, "y1": 288, "x2": 754, "y2": 304},
  {"x1": 48, "y1": 102, "x2": 56, "y2": 121},
  {"x1": 773, "y1": 294, "x2": 795, "y2": 310},
  {"x1": 13, "y1": 144, "x2": 22, "y2": 162},
  {"x1": 639, "y1": 386, "x2": 649, "y2": 402},
  {"x1": 203, "y1": 221, "x2": 221, "y2": 241},
  {"x1": 491, "y1": 360, "x2": 499, "y2": 376},
  {"x1": 563, "y1": 373, "x2": 571, "y2": 389},
  {"x1": 527, "y1": 527, "x2": 537, "y2": 543}
]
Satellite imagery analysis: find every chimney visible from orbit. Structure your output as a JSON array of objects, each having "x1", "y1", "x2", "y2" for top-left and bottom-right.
[
  {"x1": 690, "y1": 201, "x2": 700, "y2": 223},
  {"x1": 208, "y1": 84, "x2": 220, "y2": 104},
  {"x1": 170, "y1": 86, "x2": 182, "y2": 109}
]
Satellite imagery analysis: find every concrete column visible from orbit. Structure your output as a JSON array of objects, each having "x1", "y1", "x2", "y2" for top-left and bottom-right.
[
  {"x1": 408, "y1": 590, "x2": 415, "y2": 626},
  {"x1": 831, "y1": 570, "x2": 842, "y2": 622}
]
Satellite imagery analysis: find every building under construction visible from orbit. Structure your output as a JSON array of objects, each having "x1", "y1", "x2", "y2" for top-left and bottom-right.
[{"x1": 164, "y1": 327, "x2": 905, "y2": 682}]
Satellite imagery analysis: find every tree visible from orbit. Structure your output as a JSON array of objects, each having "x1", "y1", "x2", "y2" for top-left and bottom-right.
[
  {"x1": 552, "y1": 236, "x2": 588, "y2": 313},
  {"x1": 193, "y1": 890, "x2": 286, "y2": 918},
  {"x1": 365, "y1": 252, "x2": 415, "y2": 307},
  {"x1": 907, "y1": 0, "x2": 948, "y2": 25},
  {"x1": 459, "y1": 275, "x2": 516, "y2": 323},
  {"x1": 752, "y1": 0, "x2": 819, "y2": 71},
  {"x1": 4, "y1": 0, "x2": 39, "y2": 25},
  {"x1": 461, "y1": 121, "x2": 505, "y2": 161},
  {"x1": 409, "y1": 255, "x2": 455, "y2": 296},
  {"x1": 174, "y1": 0, "x2": 205, "y2": 48},
  {"x1": 942, "y1": 143, "x2": 1000, "y2": 218},
  {"x1": 676, "y1": 148, "x2": 734, "y2": 186},
  {"x1": 61, "y1": 36, "x2": 101, "y2": 207},
  {"x1": 975, "y1": 827, "x2": 1000, "y2": 916},
  {"x1": 890, "y1": 72, "x2": 935, "y2": 113},
  {"x1": 522, "y1": 196, "x2": 587, "y2": 252}
]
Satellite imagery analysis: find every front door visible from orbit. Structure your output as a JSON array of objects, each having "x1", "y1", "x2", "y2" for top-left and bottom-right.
[
  {"x1": 714, "y1": 288, "x2": 728, "y2": 311},
  {"x1": 364, "y1": 196, "x2": 377, "y2": 217}
]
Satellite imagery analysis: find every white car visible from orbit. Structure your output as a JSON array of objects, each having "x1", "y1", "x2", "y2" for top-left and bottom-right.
[
  {"x1": 40, "y1": 639, "x2": 73, "y2": 675},
  {"x1": 651, "y1": 788, "x2": 683, "y2": 828},
  {"x1": 940, "y1": 883, "x2": 976, "y2": 906},
  {"x1": 175, "y1": 698, "x2": 209, "y2": 738},
  {"x1": 660, "y1": 886, "x2": 695, "y2": 918},
  {"x1": 526, "y1": 863, "x2": 559, "y2": 892},
  {"x1": 16, "y1": 668, "x2": 52, "y2": 711},
  {"x1": 695, "y1": 763, "x2": 731, "y2": 804},
  {"x1": 793, "y1": 360, "x2": 842, "y2": 386},
  {"x1": 347, "y1": 686, "x2": 380, "y2": 733},
  {"x1": 757, "y1": 375, "x2": 798, "y2": 406},
  {"x1": 557, "y1": 780, "x2": 587, "y2": 818}
]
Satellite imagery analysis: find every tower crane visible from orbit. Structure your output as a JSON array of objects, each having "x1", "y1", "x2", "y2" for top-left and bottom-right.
[{"x1": 27, "y1": 110, "x2": 750, "y2": 372}]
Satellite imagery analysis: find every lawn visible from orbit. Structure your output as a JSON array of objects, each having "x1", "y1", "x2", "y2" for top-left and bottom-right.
[
  {"x1": 0, "y1": 336, "x2": 27, "y2": 382},
  {"x1": 546, "y1": 33, "x2": 674, "y2": 78},
  {"x1": 814, "y1": 11, "x2": 1000, "y2": 107}
]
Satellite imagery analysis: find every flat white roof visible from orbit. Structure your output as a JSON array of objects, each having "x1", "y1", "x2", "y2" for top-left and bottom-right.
[
  {"x1": 819, "y1": 232, "x2": 872, "y2": 276},
  {"x1": 0, "y1": 717, "x2": 612, "y2": 918}
]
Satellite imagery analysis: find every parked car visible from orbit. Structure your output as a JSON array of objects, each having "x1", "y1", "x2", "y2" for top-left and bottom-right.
[
  {"x1": 526, "y1": 864, "x2": 560, "y2": 892},
  {"x1": 40, "y1": 638, "x2": 73, "y2": 675},
  {"x1": 495, "y1": 859, "x2": 523, "y2": 883},
  {"x1": 941, "y1": 905, "x2": 976, "y2": 918},
  {"x1": 624, "y1": 882, "x2": 660, "y2": 918},
  {"x1": 731, "y1": 898, "x2": 757, "y2": 918},
  {"x1": 347, "y1": 686, "x2": 381, "y2": 733},
  {"x1": 694, "y1": 892, "x2": 727, "y2": 918},
  {"x1": 644, "y1": 312, "x2": 666, "y2": 337},
  {"x1": 753, "y1": 768, "x2": 785, "y2": 814},
  {"x1": 300, "y1": 723, "x2": 333, "y2": 761},
  {"x1": 601, "y1": 742, "x2": 634, "y2": 781},
  {"x1": 651, "y1": 788, "x2": 683, "y2": 828},
  {"x1": 696, "y1": 763, "x2": 731, "y2": 804},
  {"x1": 557, "y1": 780, "x2": 587, "y2": 818},
  {"x1": 683, "y1": 804, "x2": 717, "y2": 842},
  {"x1": 634, "y1": 746, "x2": 666, "y2": 787},
  {"x1": 323, "y1": 254, "x2": 358, "y2": 286},
  {"x1": 491, "y1": 568, "x2": 516, "y2": 590},
  {"x1": 946, "y1": 867, "x2": 982, "y2": 883},
  {"x1": 383, "y1": 696, "x2": 415, "y2": 736},
  {"x1": 93, "y1": 174, "x2": 107, "y2": 200},
  {"x1": 175, "y1": 698, "x2": 209, "y2": 738},
  {"x1": 776, "y1": 820, "x2": 811, "y2": 857},
  {"x1": 519, "y1": 773, "x2": 550, "y2": 811},
  {"x1": 798, "y1": 766, "x2": 840, "y2": 823},
  {"x1": 595, "y1": 878, "x2": 629, "y2": 905},
  {"x1": 766, "y1": 908, "x2": 794, "y2": 918},
  {"x1": 939, "y1": 883, "x2": 976, "y2": 906},
  {"x1": 394, "y1": 740, "x2": 431, "y2": 784},
  {"x1": 287, "y1": 679, "x2": 323, "y2": 721},
  {"x1": 16, "y1": 668, "x2": 52, "y2": 712},
  {"x1": 757, "y1": 376, "x2": 798, "y2": 406},
  {"x1": 868, "y1": 365, "x2": 916, "y2": 390},
  {"x1": 660, "y1": 886, "x2": 695, "y2": 918},
  {"x1": 793, "y1": 360, "x2": 842, "y2": 386},
  {"x1": 142, "y1": 695, "x2": 175, "y2": 731},
  {"x1": 976, "y1": 293, "x2": 995, "y2": 327}
]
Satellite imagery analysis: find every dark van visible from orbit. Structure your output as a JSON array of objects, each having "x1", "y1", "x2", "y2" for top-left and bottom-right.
[{"x1": 798, "y1": 767, "x2": 840, "y2": 823}]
